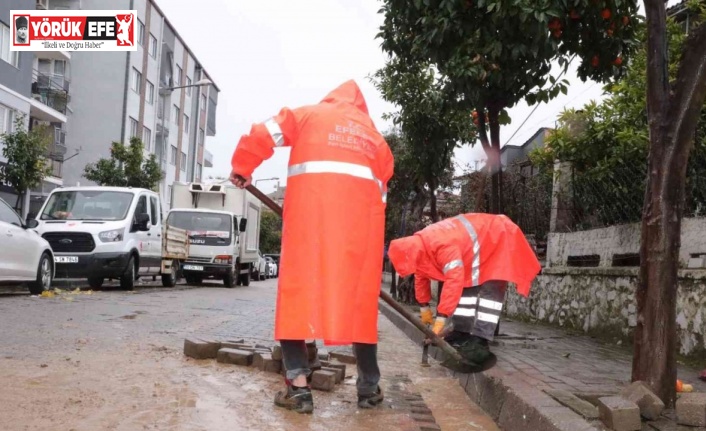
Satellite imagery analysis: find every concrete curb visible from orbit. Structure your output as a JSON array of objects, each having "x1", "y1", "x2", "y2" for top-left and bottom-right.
[{"x1": 379, "y1": 301, "x2": 602, "y2": 431}]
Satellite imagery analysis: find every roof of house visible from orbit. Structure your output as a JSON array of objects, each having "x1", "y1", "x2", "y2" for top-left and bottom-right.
[{"x1": 500, "y1": 127, "x2": 552, "y2": 155}]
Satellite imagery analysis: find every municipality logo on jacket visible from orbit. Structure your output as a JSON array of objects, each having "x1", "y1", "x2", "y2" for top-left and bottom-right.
[{"x1": 10, "y1": 10, "x2": 137, "y2": 51}]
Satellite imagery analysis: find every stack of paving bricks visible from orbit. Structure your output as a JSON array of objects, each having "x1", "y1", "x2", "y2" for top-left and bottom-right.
[{"x1": 183, "y1": 338, "x2": 354, "y2": 392}]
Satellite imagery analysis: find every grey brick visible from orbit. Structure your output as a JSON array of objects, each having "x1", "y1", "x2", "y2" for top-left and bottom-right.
[
  {"x1": 311, "y1": 370, "x2": 336, "y2": 392},
  {"x1": 676, "y1": 393, "x2": 706, "y2": 427},
  {"x1": 271, "y1": 345, "x2": 283, "y2": 361},
  {"x1": 411, "y1": 413, "x2": 436, "y2": 423},
  {"x1": 620, "y1": 381, "x2": 665, "y2": 420},
  {"x1": 329, "y1": 351, "x2": 356, "y2": 364},
  {"x1": 216, "y1": 348, "x2": 254, "y2": 366},
  {"x1": 321, "y1": 366, "x2": 344, "y2": 384},
  {"x1": 253, "y1": 352, "x2": 281, "y2": 373},
  {"x1": 598, "y1": 396, "x2": 641, "y2": 431},
  {"x1": 183, "y1": 337, "x2": 221, "y2": 359}
]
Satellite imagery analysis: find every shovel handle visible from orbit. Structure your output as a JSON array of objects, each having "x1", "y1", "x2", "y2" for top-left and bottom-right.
[
  {"x1": 378, "y1": 290, "x2": 465, "y2": 364},
  {"x1": 232, "y1": 174, "x2": 284, "y2": 217}
]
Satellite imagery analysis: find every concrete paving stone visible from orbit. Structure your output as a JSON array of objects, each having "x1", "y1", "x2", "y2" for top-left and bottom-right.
[
  {"x1": 410, "y1": 414, "x2": 436, "y2": 423},
  {"x1": 310, "y1": 358, "x2": 323, "y2": 372},
  {"x1": 253, "y1": 352, "x2": 281, "y2": 373},
  {"x1": 271, "y1": 344, "x2": 282, "y2": 361},
  {"x1": 324, "y1": 362, "x2": 347, "y2": 377},
  {"x1": 418, "y1": 424, "x2": 442, "y2": 431},
  {"x1": 329, "y1": 351, "x2": 357, "y2": 364},
  {"x1": 183, "y1": 337, "x2": 221, "y2": 359},
  {"x1": 621, "y1": 381, "x2": 665, "y2": 420},
  {"x1": 220, "y1": 342, "x2": 254, "y2": 351},
  {"x1": 321, "y1": 367, "x2": 344, "y2": 384},
  {"x1": 310, "y1": 370, "x2": 336, "y2": 392},
  {"x1": 545, "y1": 389, "x2": 600, "y2": 420},
  {"x1": 216, "y1": 348, "x2": 254, "y2": 366},
  {"x1": 598, "y1": 396, "x2": 642, "y2": 431},
  {"x1": 676, "y1": 393, "x2": 706, "y2": 427},
  {"x1": 411, "y1": 406, "x2": 433, "y2": 415},
  {"x1": 318, "y1": 349, "x2": 329, "y2": 361}
]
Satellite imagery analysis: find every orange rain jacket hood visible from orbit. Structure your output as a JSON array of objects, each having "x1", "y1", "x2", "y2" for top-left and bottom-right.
[
  {"x1": 388, "y1": 213, "x2": 541, "y2": 316},
  {"x1": 231, "y1": 80, "x2": 394, "y2": 345}
]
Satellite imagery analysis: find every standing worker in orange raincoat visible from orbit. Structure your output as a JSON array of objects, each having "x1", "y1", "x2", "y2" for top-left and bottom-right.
[
  {"x1": 387, "y1": 213, "x2": 541, "y2": 367},
  {"x1": 230, "y1": 80, "x2": 394, "y2": 414}
]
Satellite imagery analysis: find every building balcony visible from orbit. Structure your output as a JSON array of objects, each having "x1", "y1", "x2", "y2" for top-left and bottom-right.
[
  {"x1": 35, "y1": 50, "x2": 71, "y2": 62},
  {"x1": 31, "y1": 70, "x2": 69, "y2": 121},
  {"x1": 47, "y1": 129, "x2": 67, "y2": 160},
  {"x1": 204, "y1": 149, "x2": 213, "y2": 168}
]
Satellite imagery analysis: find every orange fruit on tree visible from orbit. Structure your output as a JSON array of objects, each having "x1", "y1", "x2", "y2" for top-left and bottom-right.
[
  {"x1": 622, "y1": 16, "x2": 629, "y2": 26},
  {"x1": 570, "y1": 9, "x2": 580, "y2": 20},
  {"x1": 601, "y1": 8, "x2": 611, "y2": 20},
  {"x1": 614, "y1": 56, "x2": 623, "y2": 66},
  {"x1": 591, "y1": 55, "x2": 600, "y2": 67}
]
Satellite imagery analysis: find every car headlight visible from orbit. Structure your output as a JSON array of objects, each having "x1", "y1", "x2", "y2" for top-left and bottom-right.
[{"x1": 99, "y1": 228, "x2": 124, "y2": 242}]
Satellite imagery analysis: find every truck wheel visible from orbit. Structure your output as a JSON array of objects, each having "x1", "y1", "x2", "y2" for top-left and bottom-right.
[
  {"x1": 120, "y1": 256, "x2": 136, "y2": 291},
  {"x1": 253, "y1": 271, "x2": 260, "y2": 281},
  {"x1": 161, "y1": 272, "x2": 177, "y2": 288},
  {"x1": 241, "y1": 272, "x2": 251, "y2": 287},
  {"x1": 88, "y1": 276, "x2": 104, "y2": 289},
  {"x1": 224, "y1": 268, "x2": 236, "y2": 288}
]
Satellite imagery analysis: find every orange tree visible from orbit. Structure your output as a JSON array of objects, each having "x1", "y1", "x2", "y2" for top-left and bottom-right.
[{"x1": 377, "y1": 0, "x2": 641, "y2": 213}]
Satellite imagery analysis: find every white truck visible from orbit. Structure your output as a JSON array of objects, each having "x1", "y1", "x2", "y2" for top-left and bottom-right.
[
  {"x1": 32, "y1": 186, "x2": 187, "y2": 290},
  {"x1": 168, "y1": 182, "x2": 262, "y2": 287}
]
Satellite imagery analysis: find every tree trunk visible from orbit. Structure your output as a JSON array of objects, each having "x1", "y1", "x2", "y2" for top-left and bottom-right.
[
  {"x1": 632, "y1": 3, "x2": 706, "y2": 406},
  {"x1": 430, "y1": 184, "x2": 439, "y2": 222}
]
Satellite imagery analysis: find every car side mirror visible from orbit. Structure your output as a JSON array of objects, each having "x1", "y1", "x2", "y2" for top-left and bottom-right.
[
  {"x1": 25, "y1": 219, "x2": 39, "y2": 229},
  {"x1": 135, "y1": 213, "x2": 150, "y2": 231},
  {"x1": 239, "y1": 217, "x2": 247, "y2": 232}
]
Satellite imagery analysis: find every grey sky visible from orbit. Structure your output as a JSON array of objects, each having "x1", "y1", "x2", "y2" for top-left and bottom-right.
[{"x1": 159, "y1": 0, "x2": 683, "y2": 193}]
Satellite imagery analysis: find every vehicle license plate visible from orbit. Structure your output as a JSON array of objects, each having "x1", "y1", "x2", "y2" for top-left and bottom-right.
[
  {"x1": 183, "y1": 265, "x2": 204, "y2": 271},
  {"x1": 55, "y1": 256, "x2": 79, "y2": 263}
]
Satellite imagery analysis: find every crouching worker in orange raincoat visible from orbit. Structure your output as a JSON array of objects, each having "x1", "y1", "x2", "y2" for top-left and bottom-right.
[
  {"x1": 230, "y1": 80, "x2": 394, "y2": 414},
  {"x1": 387, "y1": 213, "x2": 541, "y2": 368}
]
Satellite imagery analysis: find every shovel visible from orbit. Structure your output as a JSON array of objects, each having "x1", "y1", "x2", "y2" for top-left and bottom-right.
[{"x1": 234, "y1": 176, "x2": 488, "y2": 373}]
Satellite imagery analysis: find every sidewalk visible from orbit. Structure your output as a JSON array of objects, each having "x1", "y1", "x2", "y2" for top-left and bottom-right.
[{"x1": 379, "y1": 282, "x2": 706, "y2": 431}]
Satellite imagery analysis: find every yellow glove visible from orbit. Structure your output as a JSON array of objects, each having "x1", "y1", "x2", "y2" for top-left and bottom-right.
[
  {"x1": 420, "y1": 306, "x2": 434, "y2": 326},
  {"x1": 432, "y1": 316, "x2": 447, "y2": 335}
]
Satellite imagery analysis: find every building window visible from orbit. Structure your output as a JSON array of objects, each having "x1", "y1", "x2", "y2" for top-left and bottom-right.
[
  {"x1": 183, "y1": 114, "x2": 190, "y2": 134},
  {"x1": 167, "y1": 185, "x2": 172, "y2": 203},
  {"x1": 143, "y1": 126, "x2": 152, "y2": 151},
  {"x1": 181, "y1": 151, "x2": 187, "y2": 171},
  {"x1": 137, "y1": 19, "x2": 145, "y2": 45},
  {"x1": 0, "y1": 24, "x2": 19, "y2": 67},
  {"x1": 170, "y1": 145, "x2": 177, "y2": 165},
  {"x1": 54, "y1": 60, "x2": 66, "y2": 76},
  {"x1": 146, "y1": 80, "x2": 154, "y2": 105},
  {"x1": 186, "y1": 77, "x2": 192, "y2": 96},
  {"x1": 198, "y1": 128, "x2": 205, "y2": 146},
  {"x1": 49, "y1": 159, "x2": 62, "y2": 178},
  {"x1": 176, "y1": 65, "x2": 183, "y2": 85},
  {"x1": 200, "y1": 94, "x2": 207, "y2": 112},
  {"x1": 131, "y1": 67, "x2": 142, "y2": 94},
  {"x1": 149, "y1": 34, "x2": 157, "y2": 58},
  {"x1": 173, "y1": 105, "x2": 180, "y2": 124},
  {"x1": 0, "y1": 104, "x2": 13, "y2": 136},
  {"x1": 129, "y1": 117, "x2": 138, "y2": 138},
  {"x1": 196, "y1": 162, "x2": 202, "y2": 180}
]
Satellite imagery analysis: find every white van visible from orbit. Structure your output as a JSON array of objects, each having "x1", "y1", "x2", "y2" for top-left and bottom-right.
[{"x1": 33, "y1": 186, "x2": 167, "y2": 290}]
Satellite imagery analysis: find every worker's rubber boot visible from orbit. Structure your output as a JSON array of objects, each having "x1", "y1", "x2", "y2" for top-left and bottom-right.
[
  {"x1": 357, "y1": 385, "x2": 384, "y2": 409},
  {"x1": 456, "y1": 335, "x2": 492, "y2": 366},
  {"x1": 274, "y1": 385, "x2": 314, "y2": 414}
]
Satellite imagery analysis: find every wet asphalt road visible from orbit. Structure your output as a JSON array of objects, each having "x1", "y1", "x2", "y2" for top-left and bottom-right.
[{"x1": 0, "y1": 277, "x2": 499, "y2": 431}]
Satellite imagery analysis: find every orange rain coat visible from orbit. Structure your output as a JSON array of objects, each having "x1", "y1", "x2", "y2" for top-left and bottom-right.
[
  {"x1": 231, "y1": 80, "x2": 394, "y2": 345},
  {"x1": 387, "y1": 213, "x2": 541, "y2": 317}
]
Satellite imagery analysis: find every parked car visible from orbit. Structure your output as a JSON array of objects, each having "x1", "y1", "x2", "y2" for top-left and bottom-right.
[
  {"x1": 0, "y1": 197, "x2": 54, "y2": 295},
  {"x1": 265, "y1": 256, "x2": 277, "y2": 278},
  {"x1": 264, "y1": 254, "x2": 280, "y2": 277},
  {"x1": 253, "y1": 251, "x2": 269, "y2": 281}
]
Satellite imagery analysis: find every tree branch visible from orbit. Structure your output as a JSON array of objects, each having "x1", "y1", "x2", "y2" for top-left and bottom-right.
[{"x1": 668, "y1": 23, "x2": 706, "y2": 161}]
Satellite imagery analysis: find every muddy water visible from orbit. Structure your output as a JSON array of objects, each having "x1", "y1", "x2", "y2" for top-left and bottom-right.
[{"x1": 0, "y1": 310, "x2": 498, "y2": 430}]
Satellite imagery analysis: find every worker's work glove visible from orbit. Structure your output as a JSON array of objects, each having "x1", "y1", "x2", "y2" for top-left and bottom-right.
[
  {"x1": 420, "y1": 306, "x2": 434, "y2": 326},
  {"x1": 431, "y1": 316, "x2": 447, "y2": 336}
]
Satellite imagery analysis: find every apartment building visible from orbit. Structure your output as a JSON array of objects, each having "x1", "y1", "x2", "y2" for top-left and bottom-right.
[
  {"x1": 40, "y1": 0, "x2": 218, "y2": 206},
  {"x1": 1, "y1": 0, "x2": 68, "y2": 216}
]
